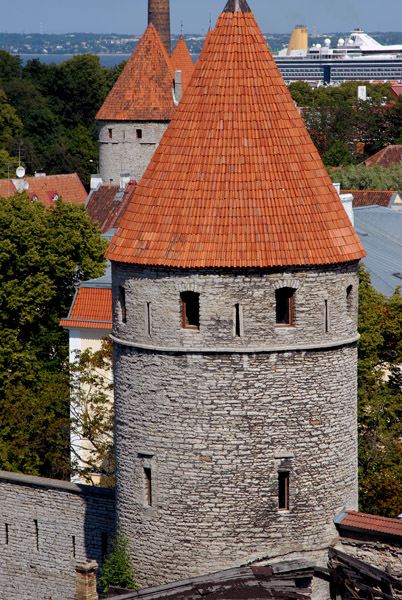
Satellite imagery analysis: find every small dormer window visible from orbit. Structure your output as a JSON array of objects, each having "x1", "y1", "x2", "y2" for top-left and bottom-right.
[
  {"x1": 52, "y1": 194, "x2": 59, "y2": 202},
  {"x1": 31, "y1": 194, "x2": 38, "y2": 202},
  {"x1": 275, "y1": 288, "x2": 295, "y2": 327},
  {"x1": 181, "y1": 291, "x2": 199, "y2": 330}
]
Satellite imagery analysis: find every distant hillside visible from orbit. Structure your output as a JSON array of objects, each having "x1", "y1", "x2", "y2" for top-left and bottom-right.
[{"x1": 1, "y1": 31, "x2": 402, "y2": 57}]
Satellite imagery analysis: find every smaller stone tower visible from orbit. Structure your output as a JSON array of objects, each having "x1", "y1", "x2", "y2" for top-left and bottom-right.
[
  {"x1": 148, "y1": 0, "x2": 171, "y2": 55},
  {"x1": 96, "y1": 24, "x2": 176, "y2": 185}
]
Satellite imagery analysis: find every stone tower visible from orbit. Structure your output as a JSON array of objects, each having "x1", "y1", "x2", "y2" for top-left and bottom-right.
[
  {"x1": 106, "y1": 0, "x2": 366, "y2": 591},
  {"x1": 96, "y1": 24, "x2": 176, "y2": 185},
  {"x1": 148, "y1": 0, "x2": 171, "y2": 55}
]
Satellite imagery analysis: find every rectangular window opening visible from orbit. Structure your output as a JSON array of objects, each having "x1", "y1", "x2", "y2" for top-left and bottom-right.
[
  {"x1": 346, "y1": 285, "x2": 353, "y2": 315},
  {"x1": 136, "y1": 129, "x2": 143, "y2": 139},
  {"x1": 278, "y1": 472, "x2": 289, "y2": 511},
  {"x1": 5, "y1": 523, "x2": 9, "y2": 545},
  {"x1": 108, "y1": 128, "x2": 113, "y2": 139},
  {"x1": 144, "y1": 467, "x2": 152, "y2": 506},
  {"x1": 147, "y1": 302, "x2": 151, "y2": 336},
  {"x1": 181, "y1": 291, "x2": 200, "y2": 330},
  {"x1": 235, "y1": 303, "x2": 241, "y2": 337},
  {"x1": 72, "y1": 535, "x2": 76, "y2": 558},
  {"x1": 122, "y1": 130, "x2": 126, "y2": 140},
  {"x1": 119, "y1": 286, "x2": 127, "y2": 324},
  {"x1": 101, "y1": 532, "x2": 108, "y2": 561},
  {"x1": 34, "y1": 519, "x2": 39, "y2": 551},
  {"x1": 324, "y1": 299, "x2": 329, "y2": 333},
  {"x1": 275, "y1": 288, "x2": 295, "y2": 327}
]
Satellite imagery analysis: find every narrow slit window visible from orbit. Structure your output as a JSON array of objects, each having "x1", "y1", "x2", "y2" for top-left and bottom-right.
[
  {"x1": 122, "y1": 130, "x2": 126, "y2": 140},
  {"x1": 235, "y1": 304, "x2": 241, "y2": 337},
  {"x1": 136, "y1": 128, "x2": 143, "y2": 139},
  {"x1": 278, "y1": 472, "x2": 289, "y2": 511},
  {"x1": 324, "y1": 299, "x2": 329, "y2": 332},
  {"x1": 147, "y1": 302, "x2": 151, "y2": 336},
  {"x1": 346, "y1": 285, "x2": 353, "y2": 315},
  {"x1": 108, "y1": 128, "x2": 113, "y2": 139},
  {"x1": 275, "y1": 288, "x2": 295, "y2": 326},
  {"x1": 72, "y1": 535, "x2": 76, "y2": 558},
  {"x1": 5, "y1": 523, "x2": 9, "y2": 545},
  {"x1": 181, "y1": 291, "x2": 199, "y2": 330},
  {"x1": 144, "y1": 467, "x2": 152, "y2": 506},
  {"x1": 34, "y1": 519, "x2": 39, "y2": 551},
  {"x1": 119, "y1": 286, "x2": 127, "y2": 324}
]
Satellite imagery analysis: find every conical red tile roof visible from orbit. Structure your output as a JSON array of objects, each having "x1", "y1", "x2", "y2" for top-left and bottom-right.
[
  {"x1": 96, "y1": 23, "x2": 176, "y2": 122},
  {"x1": 171, "y1": 35, "x2": 194, "y2": 92},
  {"x1": 106, "y1": 2, "x2": 365, "y2": 268}
]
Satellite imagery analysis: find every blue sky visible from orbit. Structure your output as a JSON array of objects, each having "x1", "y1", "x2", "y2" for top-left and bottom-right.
[{"x1": 1, "y1": 0, "x2": 400, "y2": 35}]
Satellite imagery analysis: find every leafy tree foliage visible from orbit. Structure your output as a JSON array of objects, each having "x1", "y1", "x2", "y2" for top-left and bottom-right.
[
  {"x1": 0, "y1": 193, "x2": 107, "y2": 478},
  {"x1": 99, "y1": 532, "x2": 137, "y2": 597},
  {"x1": 330, "y1": 163, "x2": 402, "y2": 193},
  {"x1": 357, "y1": 266, "x2": 402, "y2": 517},
  {"x1": 70, "y1": 338, "x2": 114, "y2": 486},
  {"x1": 0, "y1": 50, "x2": 22, "y2": 84},
  {"x1": 0, "y1": 88, "x2": 22, "y2": 146}
]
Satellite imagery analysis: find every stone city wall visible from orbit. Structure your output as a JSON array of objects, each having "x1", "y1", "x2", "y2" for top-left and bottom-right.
[
  {"x1": 336, "y1": 537, "x2": 402, "y2": 578},
  {"x1": 0, "y1": 470, "x2": 115, "y2": 600}
]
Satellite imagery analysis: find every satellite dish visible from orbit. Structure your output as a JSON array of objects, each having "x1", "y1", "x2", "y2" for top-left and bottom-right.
[
  {"x1": 16, "y1": 166, "x2": 25, "y2": 178},
  {"x1": 23, "y1": 181, "x2": 29, "y2": 191}
]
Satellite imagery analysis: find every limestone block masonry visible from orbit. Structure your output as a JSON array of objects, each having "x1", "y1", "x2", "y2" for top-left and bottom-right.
[
  {"x1": 98, "y1": 121, "x2": 170, "y2": 185},
  {"x1": 111, "y1": 262, "x2": 360, "y2": 589},
  {"x1": 0, "y1": 471, "x2": 115, "y2": 600}
]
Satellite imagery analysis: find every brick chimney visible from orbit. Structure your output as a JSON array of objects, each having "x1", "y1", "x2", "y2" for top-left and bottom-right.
[
  {"x1": 148, "y1": 0, "x2": 171, "y2": 55},
  {"x1": 75, "y1": 560, "x2": 99, "y2": 600}
]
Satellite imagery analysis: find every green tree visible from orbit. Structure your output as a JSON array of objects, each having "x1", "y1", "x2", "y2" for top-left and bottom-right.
[
  {"x1": 0, "y1": 50, "x2": 22, "y2": 84},
  {"x1": 0, "y1": 148, "x2": 19, "y2": 179},
  {"x1": 99, "y1": 532, "x2": 137, "y2": 597},
  {"x1": 357, "y1": 266, "x2": 402, "y2": 517},
  {"x1": 330, "y1": 163, "x2": 402, "y2": 193},
  {"x1": 0, "y1": 87, "x2": 22, "y2": 147},
  {"x1": 322, "y1": 140, "x2": 354, "y2": 167},
  {"x1": 0, "y1": 193, "x2": 107, "y2": 477},
  {"x1": 288, "y1": 81, "x2": 315, "y2": 107}
]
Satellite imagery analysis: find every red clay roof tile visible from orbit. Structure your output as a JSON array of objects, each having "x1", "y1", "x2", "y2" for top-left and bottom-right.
[
  {"x1": 340, "y1": 511, "x2": 402, "y2": 538},
  {"x1": 341, "y1": 189, "x2": 396, "y2": 208},
  {"x1": 86, "y1": 182, "x2": 137, "y2": 233},
  {"x1": 171, "y1": 35, "x2": 195, "y2": 92},
  {"x1": 0, "y1": 174, "x2": 86, "y2": 208},
  {"x1": 60, "y1": 287, "x2": 112, "y2": 330},
  {"x1": 359, "y1": 145, "x2": 402, "y2": 168},
  {"x1": 96, "y1": 23, "x2": 176, "y2": 122},
  {"x1": 106, "y1": 5, "x2": 365, "y2": 268}
]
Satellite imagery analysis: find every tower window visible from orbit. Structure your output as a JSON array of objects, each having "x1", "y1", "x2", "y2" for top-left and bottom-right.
[
  {"x1": 147, "y1": 302, "x2": 152, "y2": 336},
  {"x1": 324, "y1": 299, "x2": 329, "y2": 332},
  {"x1": 136, "y1": 129, "x2": 143, "y2": 139},
  {"x1": 346, "y1": 285, "x2": 353, "y2": 315},
  {"x1": 144, "y1": 467, "x2": 152, "y2": 506},
  {"x1": 5, "y1": 523, "x2": 9, "y2": 545},
  {"x1": 108, "y1": 128, "x2": 113, "y2": 139},
  {"x1": 181, "y1": 291, "x2": 199, "y2": 330},
  {"x1": 275, "y1": 288, "x2": 295, "y2": 326},
  {"x1": 278, "y1": 472, "x2": 289, "y2": 511},
  {"x1": 119, "y1": 286, "x2": 127, "y2": 324},
  {"x1": 235, "y1": 303, "x2": 242, "y2": 337}
]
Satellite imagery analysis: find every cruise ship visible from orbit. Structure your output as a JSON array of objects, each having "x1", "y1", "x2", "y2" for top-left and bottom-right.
[{"x1": 274, "y1": 26, "x2": 402, "y2": 85}]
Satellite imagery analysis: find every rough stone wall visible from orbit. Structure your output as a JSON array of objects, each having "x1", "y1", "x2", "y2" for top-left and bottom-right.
[
  {"x1": 0, "y1": 471, "x2": 115, "y2": 600},
  {"x1": 336, "y1": 537, "x2": 402, "y2": 578},
  {"x1": 111, "y1": 263, "x2": 359, "y2": 589},
  {"x1": 98, "y1": 121, "x2": 169, "y2": 185}
]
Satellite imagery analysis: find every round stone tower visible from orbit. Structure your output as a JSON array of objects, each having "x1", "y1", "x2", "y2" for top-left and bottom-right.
[
  {"x1": 106, "y1": 0, "x2": 366, "y2": 589},
  {"x1": 148, "y1": 0, "x2": 171, "y2": 55}
]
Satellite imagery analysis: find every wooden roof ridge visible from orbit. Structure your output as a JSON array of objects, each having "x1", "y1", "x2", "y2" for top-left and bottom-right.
[
  {"x1": 106, "y1": 5, "x2": 365, "y2": 268},
  {"x1": 96, "y1": 23, "x2": 176, "y2": 122}
]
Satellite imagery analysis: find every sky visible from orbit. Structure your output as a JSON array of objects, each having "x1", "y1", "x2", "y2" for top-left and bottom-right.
[{"x1": 1, "y1": 0, "x2": 400, "y2": 35}]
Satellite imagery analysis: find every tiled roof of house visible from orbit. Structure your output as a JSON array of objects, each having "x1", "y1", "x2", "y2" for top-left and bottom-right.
[
  {"x1": 337, "y1": 510, "x2": 402, "y2": 539},
  {"x1": 60, "y1": 287, "x2": 112, "y2": 330},
  {"x1": 106, "y1": 1, "x2": 365, "y2": 268},
  {"x1": 0, "y1": 179, "x2": 17, "y2": 198},
  {"x1": 342, "y1": 189, "x2": 396, "y2": 208},
  {"x1": 0, "y1": 174, "x2": 87, "y2": 207},
  {"x1": 391, "y1": 84, "x2": 402, "y2": 98},
  {"x1": 171, "y1": 35, "x2": 194, "y2": 92},
  {"x1": 86, "y1": 182, "x2": 137, "y2": 233},
  {"x1": 96, "y1": 23, "x2": 176, "y2": 122},
  {"x1": 359, "y1": 145, "x2": 402, "y2": 168}
]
